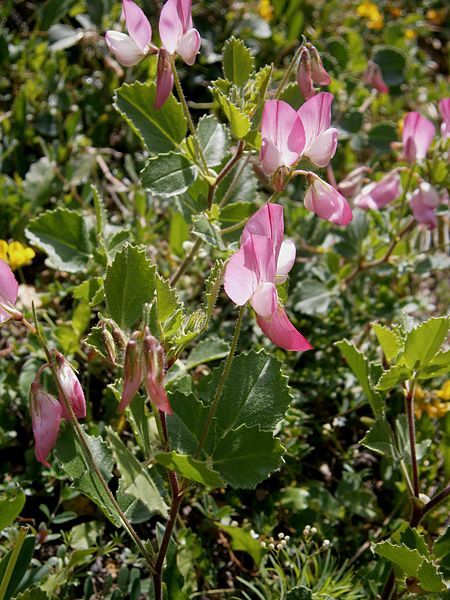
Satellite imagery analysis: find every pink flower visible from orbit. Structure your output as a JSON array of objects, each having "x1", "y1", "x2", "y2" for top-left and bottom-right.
[
  {"x1": 155, "y1": 48, "x2": 174, "y2": 110},
  {"x1": 410, "y1": 182, "x2": 441, "y2": 230},
  {"x1": 297, "y1": 92, "x2": 338, "y2": 168},
  {"x1": 105, "y1": 0, "x2": 154, "y2": 67},
  {"x1": 402, "y1": 111, "x2": 435, "y2": 163},
  {"x1": 363, "y1": 61, "x2": 389, "y2": 94},
  {"x1": 159, "y1": 0, "x2": 201, "y2": 64},
  {"x1": 143, "y1": 335, "x2": 172, "y2": 415},
  {"x1": 297, "y1": 46, "x2": 315, "y2": 100},
  {"x1": 260, "y1": 100, "x2": 306, "y2": 177},
  {"x1": 30, "y1": 380, "x2": 62, "y2": 467},
  {"x1": 304, "y1": 174, "x2": 353, "y2": 225},
  {"x1": 354, "y1": 170, "x2": 401, "y2": 210},
  {"x1": 439, "y1": 98, "x2": 450, "y2": 138},
  {"x1": 224, "y1": 204, "x2": 312, "y2": 352},
  {"x1": 53, "y1": 352, "x2": 86, "y2": 420},
  {"x1": 0, "y1": 259, "x2": 19, "y2": 324},
  {"x1": 337, "y1": 166, "x2": 371, "y2": 199},
  {"x1": 118, "y1": 339, "x2": 142, "y2": 412}
]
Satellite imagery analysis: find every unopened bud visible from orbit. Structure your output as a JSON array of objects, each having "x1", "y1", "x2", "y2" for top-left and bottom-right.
[
  {"x1": 53, "y1": 351, "x2": 86, "y2": 419},
  {"x1": 309, "y1": 45, "x2": 331, "y2": 86},
  {"x1": 363, "y1": 60, "x2": 389, "y2": 94},
  {"x1": 118, "y1": 339, "x2": 143, "y2": 413},
  {"x1": 322, "y1": 539, "x2": 331, "y2": 549},
  {"x1": 110, "y1": 323, "x2": 127, "y2": 351},
  {"x1": 30, "y1": 378, "x2": 62, "y2": 467},
  {"x1": 272, "y1": 166, "x2": 290, "y2": 192},
  {"x1": 143, "y1": 335, "x2": 173, "y2": 415},
  {"x1": 297, "y1": 46, "x2": 315, "y2": 99},
  {"x1": 311, "y1": 527, "x2": 317, "y2": 535},
  {"x1": 101, "y1": 326, "x2": 117, "y2": 364}
]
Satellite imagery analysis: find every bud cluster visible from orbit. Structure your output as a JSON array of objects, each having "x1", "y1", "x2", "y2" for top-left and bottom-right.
[{"x1": 297, "y1": 43, "x2": 331, "y2": 100}]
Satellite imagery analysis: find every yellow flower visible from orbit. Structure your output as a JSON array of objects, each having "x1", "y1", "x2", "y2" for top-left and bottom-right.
[
  {"x1": 258, "y1": 0, "x2": 273, "y2": 21},
  {"x1": 426, "y1": 8, "x2": 447, "y2": 25},
  {"x1": 405, "y1": 29, "x2": 416, "y2": 40},
  {"x1": 436, "y1": 381, "x2": 450, "y2": 401},
  {"x1": 357, "y1": 1, "x2": 384, "y2": 29},
  {"x1": 0, "y1": 240, "x2": 35, "y2": 270}
]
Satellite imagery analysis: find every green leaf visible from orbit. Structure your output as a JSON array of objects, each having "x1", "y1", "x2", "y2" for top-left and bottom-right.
[
  {"x1": 286, "y1": 587, "x2": 313, "y2": 600},
  {"x1": 247, "y1": 64, "x2": 272, "y2": 122},
  {"x1": 417, "y1": 560, "x2": 447, "y2": 592},
  {"x1": 372, "y1": 323, "x2": 403, "y2": 363},
  {"x1": 417, "y1": 349, "x2": 450, "y2": 380},
  {"x1": 212, "y1": 427, "x2": 284, "y2": 489},
  {"x1": 39, "y1": 0, "x2": 77, "y2": 30},
  {"x1": 192, "y1": 214, "x2": 226, "y2": 250},
  {"x1": 211, "y1": 86, "x2": 251, "y2": 139},
  {"x1": 26, "y1": 208, "x2": 91, "y2": 273},
  {"x1": 373, "y1": 46, "x2": 406, "y2": 86},
  {"x1": 203, "y1": 260, "x2": 224, "y2": 325},
  {"x1": 141, "y1": 152, "x2": 197, "y2": 198},
  {"x1": 360, "y1": 418, "x2": 397, "y2": 459},
  {"x1": 54, "y1": 424, "x2": 121, "y2": 526},
  {"x1": 155, "y1": 452, "x2": 224, "y2": 488},
  {"x1": 22, "y1": 157, "x2": 56, "y2": 204},
  {"x1": 105, "y1": 244, "x2": 156, "y2": 330},
  {"x1": 367, "y1": 122, "x2": 397, "y2": 153},
  {"x1": 293, "y1": 279, "x2": 333, "y2": 316},
  {"x1": 114, "y1": 82, "x2": 187, "y2": 153},
  {"x1": 0, "y1": 487, "x2": 25, "y2": 530},
  {"x1": 222, "y1": 37, "x2": 255, "y2": 86},
  {"x1": 399, "y1": 317, "x2": 450, "y2": 371},
  {"x1": 210, "y1": 350, "x2": 292, "y2": 434},
  {"x1": 218, "y1": 524, "x2": 263, "y2": 564},
  {"x1": 186, "y1": 337, "x2": 229, "y2": 369},
  {"x1": 335, "y1": 340, "x2": 383, "y2": 417},
  {"x1": 106, "y1": 429, "x2": 167, "y2": 518},
  {"x1": 375, "y1": 364, "x2": 411, "y2": 392},
  {"x1": 154, "y1": 275, "x2": 184, "y2": 341},
  {"x1": 372, "y1": 540, "x2": 423, "y2": 575},
  {"x1": 400, "y1": 528, "x2": 430, "y2": 558},
  {"x1": 197, "y1": 115, "x2": 230, "y2": 167},
  {"x1": 0, "y1": 535, "x2": 36, "y2": 600},
  {"x1": 12, "y1": 587, "x2": 48, "y2": 600},
  {"x1": 220, "y1": 202, "x2": 256, "y2": 225}
]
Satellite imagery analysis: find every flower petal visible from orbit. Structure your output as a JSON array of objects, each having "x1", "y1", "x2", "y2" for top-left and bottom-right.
[
  {"x1": 251, "y1": 282, "x2": 278, "y2": 319},
  {"x1": 261, "y1": 100, "x2": 305, "y2": 167},
  {"x1": 0, "y1": 259, "x2": 19, "y2": 323},
  {"x1": 355, "y1": 171, "x2": 401, "y2": 210},
  {"x1": 402, "y1": 111, "x2": 435, "y2": 162},
  {"x1": 276, "y1": 239, "x2": 296, "y2": 283},
  {"x1": 155, "y1": 48, "x2": 174, "y2": 109},
  {"x1": 224, "y1": 244, "x2": 258, "y2": 306},
  {"x1": 306, "y1": 127, "x2": 338, "y2": 167},
  {"x1": 297, "y1": 92, "x2": 333, "y2": 151},
  {"x1": 439, "y1": 97, "x2": 450, "y2": 138},
  {"x1": 256, "y1": 307, "x2": 312, "y2": 351},
  {"x1": 304, "y1": 175, "x2": 353, "y2": 225},
  {"x1": 105, "y1": 31, "x2": 145, "y2": 66},
  {"x1": 146, "y1": 376, "x2": 173, "y2": 415},
  {"x1": 122, "y1": 0, "x2": 152, "y2": 51},
  {"x1": 31, "y1": 383, "x2": 62, "y2": 467},
  {"x1": 177, "y1": 28, "x2": 201, "y2": 65},
  {"x1": 242, "y1": 203, "x2": 284, "y2": 260},
  {"x1": 159, "y1": 0, "x2": 184, "y2": 54},
  {"x1": 260, "y1": 137, "x2": 283, "y2": 176}
]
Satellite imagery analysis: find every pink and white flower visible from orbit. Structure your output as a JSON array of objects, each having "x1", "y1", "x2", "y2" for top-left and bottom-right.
[
  {"x1": 363, "y1": 61, "x2": 389, "y2": 94},
  {"x1": 402, "y1": 111, "x2": 435, "y2": 163},
  {"x1": 54, "y1": 352, "x2": 86, "y2": 420},
  {"x1": 439, "y1": 98, "x2": 450, "y2": 138},
  {"x1": 304, "y1": 174, "x2": 353, "y2": 225},
  {"x1": 354, "y1": 170, "x2": 401, "y2": 210},
  {"x1": 105, "y1": 0, "x2": 154, "y2": 67},
  {"x1": 410, "y1": 182, "x2": 441, "y2": 230},
  {"x1": 0, "y1": 259, "x2": 19, "y2": 324},
  {"x1": 30, "y1": 380, "x2": 62, "y2": 467},
  {"x1": 297, "y1": 92, "x2": 338, "y2": 168},
  {"x1": 260, "y1": 100, "x2": 306, "y2": 177},
  {"x1": 159, "y1": 0, "x2": 201, "y2": 65},
  {"x1": 224, "y1": 204, "x2": 312, "y2": 352}
]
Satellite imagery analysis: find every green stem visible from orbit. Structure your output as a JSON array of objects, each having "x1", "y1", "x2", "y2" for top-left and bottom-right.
[
  {"x1": 194, "y1": 306, "x2": 245, "y2": 459},
  {"x1": 31, "y1": 305, "x2": 156, "y2": 570},
  {"x1": 275, "y1": 42, "x2": 304, "y2": 99},
  {"x1": 208, "y1": 141, "x2": 245, "y2": 209},
  {"x1": 171, "y1": 59, "x2": 209, "y2": 174},
  {"x1": 396, "y1": 166, "x2": 416, "y2": 231},
  {"x1": 170, "y1": 237, "x2": 203, "y2": 286},
  {"x1": 0, "y1": 527, "x2": 28, "y2": 600},
  {"x1": 405, "y1": 380, "x2": 419, "y2": 498}
]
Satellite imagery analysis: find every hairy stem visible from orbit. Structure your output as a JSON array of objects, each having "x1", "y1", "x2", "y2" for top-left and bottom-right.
[
  {"x1": 405, "y1": 380, "x2": 420, "y2": 498},
  {"x1": 274, "y1": 42, "x2": 304, "y2": 99},
  {"x1": 31, "y1": 305, "x2": 156, "y2": 571},
  {"x1": 194, "y1": 305, "x2": 245, "y2": 459},
  {"x1": 208, "y1": 141, "x2": 245, "y2": 209}
]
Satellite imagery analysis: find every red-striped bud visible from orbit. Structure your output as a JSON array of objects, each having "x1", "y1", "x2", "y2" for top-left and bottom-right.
[{"x1": 143, "y1": 335, "x2": 172, "y2": 415}]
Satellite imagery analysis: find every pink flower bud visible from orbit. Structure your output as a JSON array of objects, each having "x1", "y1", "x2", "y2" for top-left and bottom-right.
[
  {"x1": 354, "y1": 170, "x2": 401, "y2": 210},
  {"x1": 155, "y1": 48, "x2": 174, "y2": 109},
  {"x1": 0, "y1": 259, "x2": 19, "y2": 324},
  {"x1": 297, "y1": 46, "x2": 315, "y2": 100},
  {"x1": 363, "y1": 60, "x2": 389, "y2": 94},
  {"x1": 402, "y1": 111, "x2": 435, "y2": 164},
  {"x1": 410, "y1": 182, "x2": 441, "y2": 229},
  {"x1": 30, "y1": 380, "x2": 62, "y2": 467},
  {"x1": 53, "y1": 352, "x2": 86, "y2": 420},
  {"x1": 143, "y1": 336, "x2": 172, "y2": 415},
  {"x1": 337, "y1": 166, "x2": 371, "y2": 199},
  {"x1": 118, "y1": 339, "x2": 143, "y2": 412},
  {"x1": 304, "y1": 174, "x2": 353, "y2": 225},
  {"x1": 439, "y1": 97, "x2": 450, "y2": 139},
  {"x1": 309, "y1": 45, "x2": 331, "y2": 86}
]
